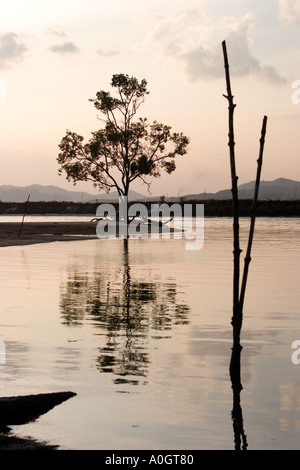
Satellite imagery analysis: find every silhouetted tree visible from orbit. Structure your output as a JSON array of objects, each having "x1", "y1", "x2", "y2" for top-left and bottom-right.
[{"x1": 57, "y1": 74, "x2": 189, "y2": 198}]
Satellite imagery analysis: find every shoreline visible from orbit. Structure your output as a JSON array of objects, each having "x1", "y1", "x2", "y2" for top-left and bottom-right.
[
  {"x1": 0, "y1": 221, "x2": 183, "y2": 248},
  {"x1": 0, "y1": 430, "x2": 58, "y2": 450},
  {"x1": 0, "y1": 221, "x2": 99, "y2": 248},
  {"x1": 0, "y1": 215, "x2": 299, "y2": 248},
  {"x1": 0, "y1": 199, "x2": 299, "y2": 218},
  {"x1": 0, "y1": 234, "x2": 98, "y2": 248}
]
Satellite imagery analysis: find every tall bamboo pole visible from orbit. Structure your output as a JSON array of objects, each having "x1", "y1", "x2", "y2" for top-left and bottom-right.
[
  {"x1": 18, "y1": 194, "x2": 30, "y2": 237},
  {"x1": 221, "y1": 41, "x2": 268, "y2": 449},
  {"x1": 222, "y1": 41, "x2": 241, "y2": 341},
  {"x1": 238, "y1": 116, "x2": 268, "y2": 330}
]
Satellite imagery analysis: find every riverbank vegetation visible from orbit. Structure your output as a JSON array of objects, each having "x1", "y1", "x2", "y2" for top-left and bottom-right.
[{"x1": 0, "y1": 199, "x2": 299, "y2": 217}]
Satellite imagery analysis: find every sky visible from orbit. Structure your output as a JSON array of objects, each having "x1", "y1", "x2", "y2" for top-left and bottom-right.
[{"x1": 0, "y1": 0, "x2": 299, "y2": 197}]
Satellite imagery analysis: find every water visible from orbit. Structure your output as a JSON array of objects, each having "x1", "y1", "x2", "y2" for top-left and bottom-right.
[{"x1": 0, "y1": 217, "x2": 299, "y2": 450}]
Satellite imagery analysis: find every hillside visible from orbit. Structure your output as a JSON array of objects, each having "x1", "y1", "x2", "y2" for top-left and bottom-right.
[
  {"x1": 0, "y1": 185, "x2": 146, "y2": 203},
  {"x1": 185, "y1": 178, "x2": 300, "y2": 201},
  {"x1": 0, "y1": 178, "x2": 299, "y2": 202}
]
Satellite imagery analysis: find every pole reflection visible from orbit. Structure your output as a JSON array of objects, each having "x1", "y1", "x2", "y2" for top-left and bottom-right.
[{"x1": 230, "y1": 345, "x2": 248, "y2": 450}]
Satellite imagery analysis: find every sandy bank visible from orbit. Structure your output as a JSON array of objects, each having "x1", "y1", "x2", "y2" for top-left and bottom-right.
[
  {"x1": 0, "y1": 220, "x2": 180, "y2": 247},
  {"x1": 0, "y1": 221, "x2": 98, "y2": 247}
]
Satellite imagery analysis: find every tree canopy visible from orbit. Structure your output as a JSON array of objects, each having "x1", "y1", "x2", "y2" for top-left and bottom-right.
[{"x1": 57, "y1": 73, "x2": 189, "y2": 197}]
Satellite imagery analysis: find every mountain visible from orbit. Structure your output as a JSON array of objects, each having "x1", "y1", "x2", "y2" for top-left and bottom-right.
[
  {"x1": 87, "y1": 189, "x2": 150, "y2": 202},
  {"x1": 0, "y1": 185, "x2": 147, "y2": 203},
  {"x1": 184, "y1": 178, "x2": 300, "y2": 201},
  {"x1": 0, "y1": 178, "x2": 299, "y2": 202}
]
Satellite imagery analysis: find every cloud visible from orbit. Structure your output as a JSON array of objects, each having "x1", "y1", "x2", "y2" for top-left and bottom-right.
[
  {"x1": 180, "y1": 21, "x2": 285, "y2": 84},
  {"x1": 48, "y1": 29, "x2": 79, "y2": 55},
  {"x1": 278, "y1": 0, "x2": 300, "y2": 24},
  {"x1": 0, "y1": 32, "x2": 27, "y2": 69},
  {"x1": 47, "y1": 27, "x2": 67, "y2": 38},
  {"x1": 49, "y1": 41, "x2": 79, "y2": 54},
  {"x1": 146, "y1": 8, "x2": 286, "y2": 84},
  {"x1": 147, "y1": 6, "x2": 210, "y2": 45},
  {"x1": 97, "y1": 48, "x2": 121, "y2": 58}
]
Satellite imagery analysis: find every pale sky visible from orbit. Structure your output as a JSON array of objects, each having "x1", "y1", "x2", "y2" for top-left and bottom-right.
[{"x1": 0, "y1": 0, "x2": 299, "y2": 196}]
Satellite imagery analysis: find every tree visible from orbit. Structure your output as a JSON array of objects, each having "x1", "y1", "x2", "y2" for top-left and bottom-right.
[{"x1": 57, "y1": 74, "x2": 189, "y2": 198}]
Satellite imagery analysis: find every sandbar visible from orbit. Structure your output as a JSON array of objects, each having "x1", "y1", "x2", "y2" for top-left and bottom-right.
[{"x1": 0, "y1": 221, "x2": 98, "y2": 247}]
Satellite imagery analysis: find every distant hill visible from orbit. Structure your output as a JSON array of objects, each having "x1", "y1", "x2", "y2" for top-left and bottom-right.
[
  {"x1": 0, "y1": 178, "x2": 299, "y2": 202},
  {"x1": 0, "y1": 185, "x2": 147, "y2": 203},
  {"x1": 184, "y1": 178, "x2": 300, "y2": 201}
]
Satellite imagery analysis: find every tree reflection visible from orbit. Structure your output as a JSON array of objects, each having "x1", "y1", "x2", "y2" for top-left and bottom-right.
[{"x1": 59, "y1": 240, "x2": 189, "y2": 385}]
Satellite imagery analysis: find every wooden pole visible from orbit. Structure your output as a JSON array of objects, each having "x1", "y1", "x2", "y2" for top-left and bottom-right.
[
  {"x1": 18, "y1": 194, "x2": 30, "y2": 237},
  {"x1": 222, "y1": 40, "x2": 241, "y2": 340},
  {"x1": 221, "y1": 41, "x2": 267, "y2": 449},
  {"x1": 238, "y1": 116, "x2": 268, "y2": 323}
]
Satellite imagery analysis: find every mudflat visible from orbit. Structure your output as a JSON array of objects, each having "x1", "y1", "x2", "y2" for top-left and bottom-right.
[
  {"x1": 0, "y1": 220, "x2": 180, "y2": 247},
  {"x1": 0, "y1": 221, "x2": 99, "y2": 247}
]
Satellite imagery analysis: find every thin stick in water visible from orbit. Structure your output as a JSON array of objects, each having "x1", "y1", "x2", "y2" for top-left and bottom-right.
[
  {"x1": 222, "y1": 40, "x2": 241, "y2": 335},
  {"x1": 18, "y1": 194, "x2": 30, "y2": 237},
  {"x1": 238, "y1": 116, "x2": 268, "y2": 319}
]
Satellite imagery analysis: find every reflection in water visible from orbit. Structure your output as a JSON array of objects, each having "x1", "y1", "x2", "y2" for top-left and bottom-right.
[
  {"x1": 230, "y1": 347, "x2": 248, "y2": 450},
  {"x1": 0, "y1": 218, "x2": 297, "y2": 449},
  {"x1": 59, "y1": 238, "x2": 248, "y2": 448},
  {"x1": 59, "y1": 240, "x2": 189, "y2": 386}
]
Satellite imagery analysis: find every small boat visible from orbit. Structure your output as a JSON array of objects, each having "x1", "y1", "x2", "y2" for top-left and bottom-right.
[{"x1": 0, "y1": 391, "x2": 76, "y2": 426}]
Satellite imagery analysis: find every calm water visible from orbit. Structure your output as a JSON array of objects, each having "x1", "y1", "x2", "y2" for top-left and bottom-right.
[{"x1": 0, "y1": 217, "x2": 299, "y2": 450}]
